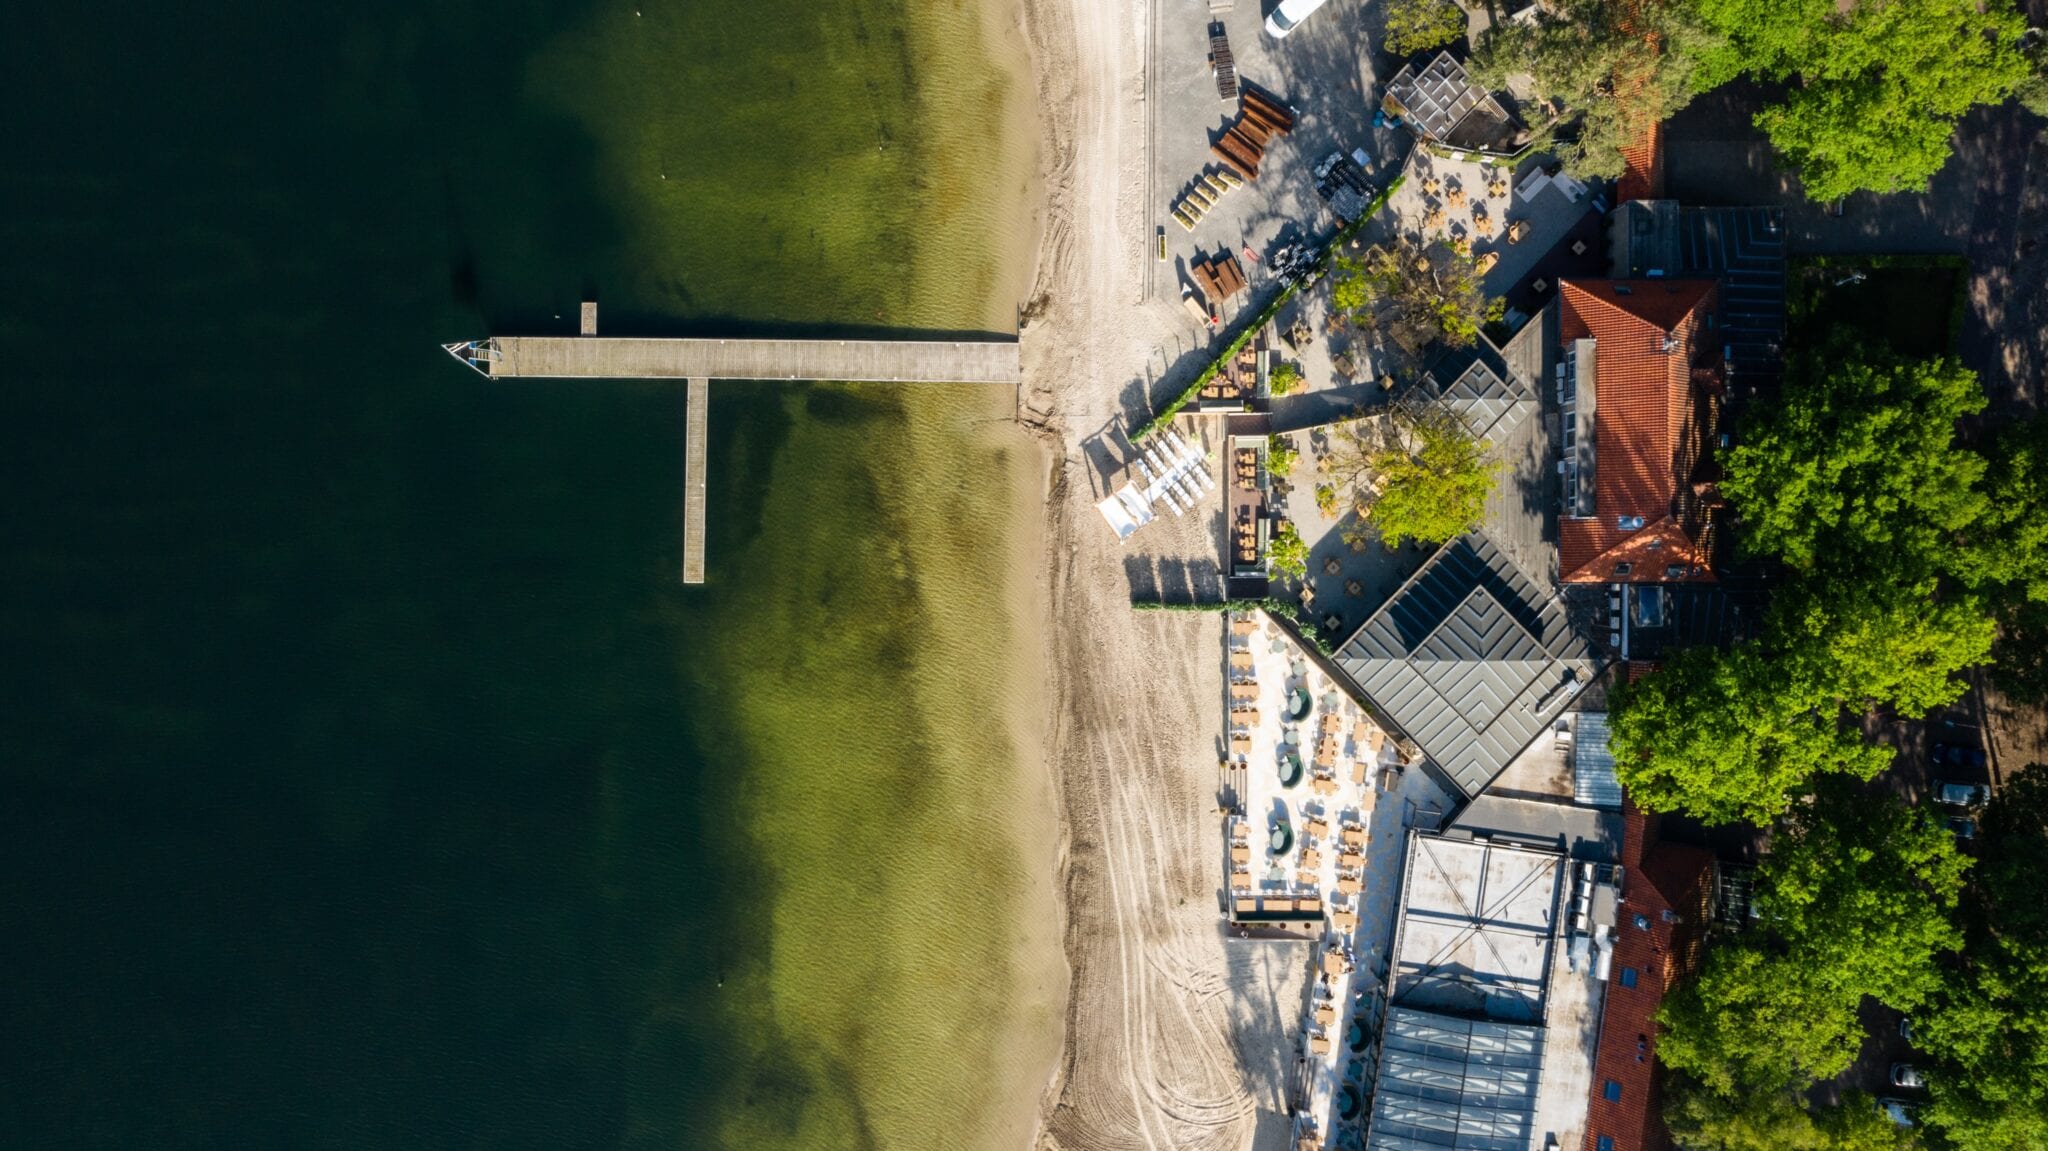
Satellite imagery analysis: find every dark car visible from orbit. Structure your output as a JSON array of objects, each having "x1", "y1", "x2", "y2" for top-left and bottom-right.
[{"x1": 1933, "y1": 742, "x2": 1989, "y2": 770}]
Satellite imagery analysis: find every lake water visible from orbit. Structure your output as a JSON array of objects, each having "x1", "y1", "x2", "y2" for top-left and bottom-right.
[{"x1": 0, "y1": 3, "x2": 1058, "y2": 1148}]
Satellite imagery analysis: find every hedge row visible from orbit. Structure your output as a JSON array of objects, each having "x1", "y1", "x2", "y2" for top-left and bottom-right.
[
  {"x1": 1129, "y1": 596, "x2": 1336, "y2": 654},
  {"x1": 1130, "y1": 174, "x2": 1408, "y2": 443}
]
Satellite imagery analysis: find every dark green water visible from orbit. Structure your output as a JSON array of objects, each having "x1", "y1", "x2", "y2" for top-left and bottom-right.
[{"x1": 0, "y1": 4, "x2": 1054, "y2": 1149}]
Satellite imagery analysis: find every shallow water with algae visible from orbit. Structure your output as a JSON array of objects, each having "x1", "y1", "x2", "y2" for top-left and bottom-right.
[{"x1": 0, "y1": 3, "x2": 1057, "y2": 1148}]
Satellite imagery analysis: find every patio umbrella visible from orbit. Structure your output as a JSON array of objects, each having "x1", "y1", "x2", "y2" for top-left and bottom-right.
[{"x1": 1345, "y1": 578, "x2": 1363, "y2": 597}]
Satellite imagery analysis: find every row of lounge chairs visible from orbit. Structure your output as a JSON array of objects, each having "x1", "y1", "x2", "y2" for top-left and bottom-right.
[{"x1": 1135, "y1": 428, "x2": 1216, "y2": 519}]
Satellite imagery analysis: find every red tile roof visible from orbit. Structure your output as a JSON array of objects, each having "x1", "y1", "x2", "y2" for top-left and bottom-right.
[
  {"x1": 1559, "y1": 280, "x2": 1720, "y2": 584},
  {"x1": 1582, "y1": 800, "x2": 1715, "y2": 1151},
  {"x1": 1617, "y1": 120, "x2": 1665, "y2": 204}
]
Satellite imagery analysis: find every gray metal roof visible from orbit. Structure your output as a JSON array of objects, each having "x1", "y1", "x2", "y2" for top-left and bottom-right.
[
  {"x1": 1366, "y1": 1008, "x2": 1545, "y2": 1151},
  {"x1": 1387, "y1": 53, "x2": 1485, "y2": 144},
  {"x1": 1573, "y1": 712, "x2": 1622, "y2": 809},
  {"x1": 1334, "y1": 534, "x2": 1600, "y2": 798},
  {"x1": 1429, "y1": 352, "x2": 1537, "y2": 447}
]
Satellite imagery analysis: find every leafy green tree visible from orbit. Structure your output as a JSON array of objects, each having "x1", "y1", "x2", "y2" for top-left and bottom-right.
[
  {"x1": 1268, "y1": 361, "x2": 1303, "y2": 397},
  {"x1": 1609, "y1": 643, "x2": 1892, "y2": 824},
  {"x1": 1967, "y1": 415, "x2": 2048, "y2": 602},
  {"x1": 1330, "y1": 240, "x2": 1502, "y2": 356},
  {"x1": 1768, "y1": 575, "x2": 1994, "y2": 716},
  {"x1": 1383, "y1": 0, "x2": 1468, "y2": 57},
  {"x1": 1314, "y1": 483, "x2": 1339, "y2": 517},
  {"x1": 1667, "y1": 1078, "x2": 1924, "y2": 1151},
  {"x1": 1266, "y1": 434, "x2": 1298, "y2": 478},
  {"x1": 1722, "y1": 345, "x2": 1987, "y2": 581},
  {"x1": 1917, "y1": 763, "x2": 2048, "y2": 1151},
  {"x1": 1659, "y1": 784, "x2": 1966, "y2": 1093},
  {"x1": 1472, "y1": 0, "x2": 1720, "y2": 178},
  {"x1": 1660, "y1": 944, "x2": 1871, "y2": 1094},
  {"x1": 1686, "y1": 0, "x2": 2030, "y2": 198},
  {"x1": 1321, "y1": 402, "x2": 1493, "y2": 550},
  {"x1": 1268, "y1": 522, "x2": 1309, "y2": 579},
  {"x1": 1361, "y1": 407, "x2": 1492, "y2": 548}
]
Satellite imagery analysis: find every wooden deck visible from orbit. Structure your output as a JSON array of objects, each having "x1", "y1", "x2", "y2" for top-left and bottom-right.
[
  {"x1": 478, "y1": 336, "x2": 1020, "y2": 384},
  {"x1": 682, "y1": 378, "x2": 708, "y2": 585}
]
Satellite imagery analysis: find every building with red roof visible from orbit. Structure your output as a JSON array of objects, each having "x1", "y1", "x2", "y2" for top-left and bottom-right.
[
  {"x1": 1616, "y1": 122, "x2": 1665, "y2": 205},
  {"x1": 1581, "y1": 801, "x2": 1715, "y2": 1151},
  {"x1": 1556, "y1": 278, "x2": 1723, "y2": 586}
]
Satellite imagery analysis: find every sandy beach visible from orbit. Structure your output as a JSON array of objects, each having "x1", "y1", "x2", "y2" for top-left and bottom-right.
[{"x1": 1004, "y1": 0, "x2": 1298, "y2": 1147}]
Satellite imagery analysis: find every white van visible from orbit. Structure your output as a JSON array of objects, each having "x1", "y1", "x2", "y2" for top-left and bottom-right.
[{"x1": 1266, "y1": 0, "x2": 1333, "y2": 38}]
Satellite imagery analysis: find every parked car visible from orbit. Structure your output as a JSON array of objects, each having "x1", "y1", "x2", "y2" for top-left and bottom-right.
[
  {"x1": 1933, "y1": 742, "x2": 1989, "y2": 770},
  {"x1": 1891, "y1": 1063, "x2": 1926, "y2": 1089},
  {"x1": 1898, "y1": 1017, "x2": 1915, "y2": 1042},
  {"x1": 1947, "y1": 815, "x2": 1978, "y2": 840},
  {"x1": 1265, "y1": 0, "x2": 1332, "y2": 38},
  {"x1": 1936, "y1": 780, "x2": 1992, "y2": 807},
  {"x1": 1878, "y1": 1097, "x2": 1918, "y2": 1127}
]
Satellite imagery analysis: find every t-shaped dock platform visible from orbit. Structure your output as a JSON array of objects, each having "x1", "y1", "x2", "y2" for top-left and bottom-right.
[{"x1": 445, "y1": 304, "x2": 1021, "y2": 584}]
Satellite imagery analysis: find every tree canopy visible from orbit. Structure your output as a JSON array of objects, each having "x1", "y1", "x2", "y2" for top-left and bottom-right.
[
  {"x1": 1658, "y1": 784, "x2": 1966, "y2": 1093},
  {"x1": 1475, "y1": 0, "x2": 2031, "y2": 198},
  {"x1": 1322, "y1": 402, "x2": 1494, "y2": 551},
  {"x1": 1268, "y1": 522, "x2": 1309, "y2": 579},
  {"x1": 1666, "y1": 1080, "x2": 1924, "y2": 1151},
  {"x1": 1720, "y1": 345, "x2": 1987, "y2": 580},
  {"x1": 1610, "y1": 347, "x2": 2001, "y2": 821},
  {"x1": 1382, "y1": 0, "x2": 1468, "y2": 57},
  {"x1": 1268, "y1": 361, "x2": 1303, "y2": 397},
  {"x1": 1689, "y1": 0, "x2": 2030, "y2": 199},
  {"x1": 1329, "y1": 240, "x2": 1502, "y2": 357},
  {"x1": 1473, "y1": 0, "x2": 1718, "y2": 179},
  {"x1": 1916, "y1": 763, "x2": 2048, "y2": 1151},
  {"x1": 1608, "y1": 644, "x2": 1893, "y2": 825}
]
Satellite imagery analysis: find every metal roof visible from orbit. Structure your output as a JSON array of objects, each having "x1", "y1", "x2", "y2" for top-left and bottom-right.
[
  {"x1": 1366, "y1": 1008, "x2": 1545, "y2": 1151},
  {"x1": 1387, "y1": 53, "x2": 1486, "y2": 144},
  {"x1": 1333, "y1": 534, "x2": 1601, "y2": 798},
  {"x1": 1387, "y1": 834, "x2": 1564, "y2": 1022},
  {"x1": 1427, "y1": 351, "x2": 1538, "y2": 447},
  {"x1": 1573, "y1": 713, "x2": 1622, "y2": 809}
]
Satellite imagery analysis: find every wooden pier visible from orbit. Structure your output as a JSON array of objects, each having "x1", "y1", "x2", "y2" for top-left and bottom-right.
[
  {"x1": 682, "y1": 379, "x2": 708, "y2": 584},
  {"x1": 446, "y1": 304, "x2": 1019, "y2": 586},
  {"x1": 449, "y1": 334, "x2": 1020, "y2": 385}
]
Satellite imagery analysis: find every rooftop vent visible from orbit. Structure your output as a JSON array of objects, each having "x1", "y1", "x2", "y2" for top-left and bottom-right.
[{"x1": 1618, "y1": 515, "x2": 1646, "y2": 531}]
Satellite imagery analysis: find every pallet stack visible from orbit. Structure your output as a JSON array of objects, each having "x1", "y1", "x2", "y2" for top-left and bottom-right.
[
  {"x1": 1209, "y1": 88, "x2": 1296, "y2": 182},
  {"x1": 1192, "y1": 251, "x2": 1248, "y2": 303},
  {"x1": 1209, "y1": 23, "x2": 1238, "y2": 102}
]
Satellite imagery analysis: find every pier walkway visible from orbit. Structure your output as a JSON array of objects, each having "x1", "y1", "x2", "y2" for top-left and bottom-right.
[
  {"x1": 682, "y1": 379, "x2": 708, "y2": 584},
  {"x1": 446, "y1": 305, "x2": 1021, "y2": 586},
  {"x1": 447, "y1": 335, "x2": 1021, "y2": 384}
]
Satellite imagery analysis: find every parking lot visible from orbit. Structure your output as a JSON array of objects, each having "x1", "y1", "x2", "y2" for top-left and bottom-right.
[{"x1": 1147, "y1": 0, "x2": 1401, "y2": 311}]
